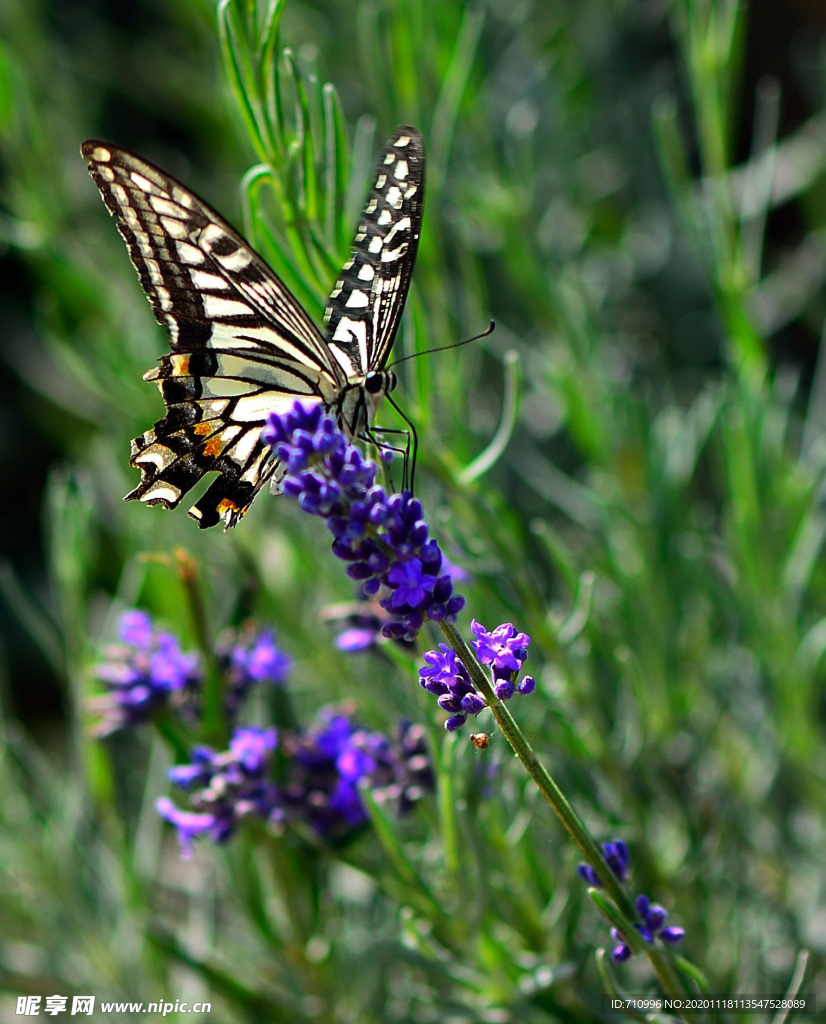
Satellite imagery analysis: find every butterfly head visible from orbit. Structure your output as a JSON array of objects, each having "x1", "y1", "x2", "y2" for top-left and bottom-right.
[
  {"x1": 362, "y1": 369, "x2": 397, "y2": 433},
  {"x1": 333, "y1": 369, "x2": 396, "y2": 440},
  {"x1": 365, "y1": 369, "x2": 397, "y2": 395}
]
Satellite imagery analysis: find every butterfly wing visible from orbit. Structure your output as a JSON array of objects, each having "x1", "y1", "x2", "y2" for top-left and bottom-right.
[
  {"x1": 82, "y1": 140, "x2": 344, "y2": 528},
  {"x1": 324, "y1": 126, "x2": 425, "y2": 380}
]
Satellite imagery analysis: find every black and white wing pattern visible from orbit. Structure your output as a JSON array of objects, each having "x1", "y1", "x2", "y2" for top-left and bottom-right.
[
  {"x1": 81, "y1": 126, "x2": 424, "y2": 529},
  {"x1": 324, "y1": 126, "x2": 424, "y2": 382}
]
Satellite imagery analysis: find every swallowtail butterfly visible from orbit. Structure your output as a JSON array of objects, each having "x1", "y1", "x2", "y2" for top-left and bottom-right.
[{"x1": 81, "y1": 127, "x2": 424, "y2": 528}]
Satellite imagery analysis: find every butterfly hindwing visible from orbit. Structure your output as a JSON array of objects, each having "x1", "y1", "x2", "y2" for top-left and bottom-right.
[
  {"x1": 127, "y1": 375, "x2": 320, "y2": 529},
  {"x1": 82, "y1": 127, "x2": 424, "y2": 529},
  {"x1": 324, "y1": 126, "x2": 424, "y2": 379}
]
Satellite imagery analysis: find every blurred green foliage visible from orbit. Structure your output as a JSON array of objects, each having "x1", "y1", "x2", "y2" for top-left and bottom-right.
[{"x1": 1, "y1": 0, "x2": 825, "y2": 1020}]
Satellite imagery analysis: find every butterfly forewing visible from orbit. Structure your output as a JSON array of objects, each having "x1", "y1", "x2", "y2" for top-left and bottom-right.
[
  {"x1": 82, "y1": 128, "x2": 424, "y2": 529},
  {"x1": 324, "y1": 126, "x2": 424, "y2": 379}
]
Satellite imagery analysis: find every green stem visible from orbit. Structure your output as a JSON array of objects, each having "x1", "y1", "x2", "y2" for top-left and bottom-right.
[
  {"x1": 175, "y1": 549, "x2": 224, "y2": 746},
  {"x1": 437, "y1": 620, "x2": 697, "y2": 1013},
  {"x1": 440, "y1": 621, "x2": 632, "y2": 908}
]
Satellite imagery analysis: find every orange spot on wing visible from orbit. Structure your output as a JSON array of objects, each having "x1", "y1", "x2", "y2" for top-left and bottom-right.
[
  {"x1": 171, "y1": 354, "x2": 191, "y2": 375},
  {"x1": 194, "y1": 421, "x2": 213, "y2": 436},
  {"x1": 203, "y1": 436, "x2": 223, "y2": 457}
]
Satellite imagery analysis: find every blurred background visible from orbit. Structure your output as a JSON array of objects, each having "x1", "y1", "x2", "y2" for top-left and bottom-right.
[{"x1": 2, "y1": 0, "x2": 826, "y2": 1019}]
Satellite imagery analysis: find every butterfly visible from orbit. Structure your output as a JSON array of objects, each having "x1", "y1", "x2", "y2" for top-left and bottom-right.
[{"x1": 81, "y1": 126, "x2": 424, "y2": 528}]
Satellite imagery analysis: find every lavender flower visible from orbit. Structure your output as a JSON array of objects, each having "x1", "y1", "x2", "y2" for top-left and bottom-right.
[
  {"x1": 633, "y1": 895, "x2": 686, "y2": 944},
  {"x1": 322, "y1": 588, "x2": 408, "y2": 653},
  {"x1": 325, "y1": 564, "x2": 466, "y2": 653},
  {"x1": 263, "y1": 403, "x2": 464, "y2": 641},
  {"x1": 279, "y1": 708, "x2": 434, "y2": 838},
  {"x1": 216, "y1": 624, "x2": 290, "y2": 717},
  {"x1": 419, "y1": 621, "x2": 535, "y2": 731},
  {"x1": 158, "y1": 708, "x2": 435, "y2": 855},
  {"x1": 610, "y1": 894, "x2": 686, "y2": 962},
  {"x1": 576, "y1": 842, "x2": 683, "y2": 963},
  {"x1": 471, "y1": 620, "x2": 530, "y2": 674},
  {"x1": 92, "y1": 610, "x2": 200, "y2": 735},
  {"x1": 334, "y1": 618, "x2": 384, "y2": 652},
  {"x1": 280, "y1": 710, "x2": 378, "y2": 835},
  {"x1": 371, "y1": 720, "x2": 435, "y2": 815},
  {"x1": 95, "y1": 613, "x2": 293, "y2": 736},
  {"x1": 157, "y1": 726, "x2": 279, "y2": 856},
  {"x1": 577, "y1": 839, "x2": 631, "y2": 887},
  {"x1": 419, "y1": 643, "x2": 485, "y2": 731},
  {"x1": 119, "y1": 609, "x2": 153, "y2": 646},
  {"x1": 610, "y1": 932, "x2": 634, "y2": 963}
]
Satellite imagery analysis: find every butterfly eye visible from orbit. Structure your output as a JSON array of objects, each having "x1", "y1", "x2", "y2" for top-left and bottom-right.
[{"x1": 365, "y1": 371, "x2": 385, "y2": 395}]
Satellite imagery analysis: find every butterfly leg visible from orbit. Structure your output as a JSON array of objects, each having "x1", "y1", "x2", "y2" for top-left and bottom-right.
[
  {"x1": 381, "y1": 392, "x2": 419, "y2": 492},
  {"x1": 362, "y1": 426, "x2": 409, "y2": 491}
]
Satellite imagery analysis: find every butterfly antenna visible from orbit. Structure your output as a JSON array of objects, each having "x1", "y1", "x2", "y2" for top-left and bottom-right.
[{"x1": 387, "y1": 320, "x2": 495, "y2": 370}]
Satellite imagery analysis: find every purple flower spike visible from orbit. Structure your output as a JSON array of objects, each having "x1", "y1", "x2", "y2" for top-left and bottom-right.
[
  {"x1": 230, "y1": 726, "x2": 278, "y2": 772},
  {"x1": 279, "y1": 709, "x2": 434, "y2": 838},
  {"x1": 419, "y1": 620, "x2": 535, "y2": 731},
  {"x1": 577, "y1": 838, "x2": 632, "y2": 889},
  {"x1": 581, "y1": 845, "x2": 684, "y2": 963},
  {"x1": 119, "y1": 609, "x2": 153, "y2": 648},
  {"x1": 604, "y1": 840, "x2": 631, "y2": 882},
  {"x1": 610, "y1": 928, "x2": 633, "y2": 963},
  {"x1": 577, "y1": 863, "x2": 601, "y2": 887},
  {"x1": 216, "y1": 624, "x2": 291, "y2": 721},
  {"x1": 158, "y1": 726, "x2": 279, "y2": 854},
  {"x1": 608, "y1": 891, "x2": 685, "y2": 961},
  {"x1": 471, "y1": 620, "x2": 530, "y2": 676},
  {"x1": 470, "y1": 620, "x2": 535, "y2": 704},
  {"x1": 419, "y1": 643, "x2": 488, "y2": 730},
  {"x1": 156, "y1": 798, "x2": 217, "y2": 858},
  {"x1": 93, "y1": 610, "x2": 201, "y2": 735},
  {"x1": 494, "y1": 679, "x2": 515, "y2": 701},
  {"x1": 337, "y1": 627, "x2": 379, "y2": 651},
  {"x1": 263, "y1": 403, "x2": 464, "y2": 641}
]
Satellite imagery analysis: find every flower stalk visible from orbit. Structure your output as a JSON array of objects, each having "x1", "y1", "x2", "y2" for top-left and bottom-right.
[
  {"x1": 174, "y1": 548, "x2": 224, "y2": 745},
  {"x1": 437, "y1": 619, "x2": 696, "y2": 1010}
]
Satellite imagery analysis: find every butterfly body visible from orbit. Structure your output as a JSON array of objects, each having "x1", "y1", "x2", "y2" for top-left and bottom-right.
[{"x1": 81, "y1": 128, "x2": 424, "y2": 528}]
